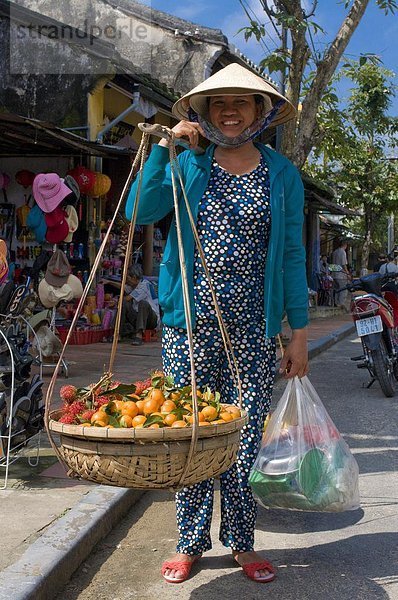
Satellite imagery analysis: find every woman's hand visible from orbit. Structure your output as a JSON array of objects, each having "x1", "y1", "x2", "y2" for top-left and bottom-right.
[
  {"x1": 158, "y1": 121, "x2": 205, "y2": 150},
  {"x1": 279, "y1": 327, "x2": 309, "y2": 379}
]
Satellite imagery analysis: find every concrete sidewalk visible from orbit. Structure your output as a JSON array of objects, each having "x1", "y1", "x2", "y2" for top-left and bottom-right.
[{"x1": 0, "y1": 311, "x2": 354, "y2": 600}]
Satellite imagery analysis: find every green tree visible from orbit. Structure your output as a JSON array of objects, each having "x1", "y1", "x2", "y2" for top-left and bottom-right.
[
  {"x1": 307, "y1": 60, "x2": 398, "y2": 270},
  {"x1": 239, "y1": 0, "x2": 397, "y2": 168}
]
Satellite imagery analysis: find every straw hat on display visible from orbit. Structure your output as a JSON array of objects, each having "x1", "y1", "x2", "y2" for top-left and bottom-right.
[
  {"x1": 0, "y1": 239, "x2": 8, "y2": 284},
  {"x1": 172, "y1": 63, "x2": 295, "y2": 127},
  {"x1": 64, "y1": 205, "x2": 79, "y2": 242}
]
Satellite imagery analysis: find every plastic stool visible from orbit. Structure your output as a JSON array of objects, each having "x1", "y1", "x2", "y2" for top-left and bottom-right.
[{"x1": 142, "y1": 329, "x2": 158, "y2": 342}]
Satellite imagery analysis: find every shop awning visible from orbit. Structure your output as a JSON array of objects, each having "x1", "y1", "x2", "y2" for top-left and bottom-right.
[
  {"x1": 0, "y1": 113, "x2": 131, "y2": 157},
  {"x1": 308, "y1": 191, "x2": 361, "y2": 217}
]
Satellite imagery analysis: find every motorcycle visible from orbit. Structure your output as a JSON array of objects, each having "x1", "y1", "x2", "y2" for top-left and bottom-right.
[{"x1": 346, "y1": 272, "x2": 398, "y2": 397}]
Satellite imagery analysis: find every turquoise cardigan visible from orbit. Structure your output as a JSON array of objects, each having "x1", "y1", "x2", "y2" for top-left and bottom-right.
[{"x1": 125, "y1": 142, "x2": 308, "y2": 337}]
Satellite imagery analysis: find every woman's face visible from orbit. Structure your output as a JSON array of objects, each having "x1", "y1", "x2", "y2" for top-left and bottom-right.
[{"x1": 208, "y1": 95, "x2": 261, "y2": 138}]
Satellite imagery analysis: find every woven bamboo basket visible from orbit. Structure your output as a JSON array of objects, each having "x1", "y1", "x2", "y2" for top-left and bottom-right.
[
  {"x1": 49, "y1": 409, "x2": 248, "y2": 488},
  {"x1": 45, "y1": 123, "x2": 248, "y2": 490}
]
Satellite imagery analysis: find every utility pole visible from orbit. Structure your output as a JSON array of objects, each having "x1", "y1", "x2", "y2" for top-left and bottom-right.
[
  {"x1": 388, "y1": 214, "x2": 394, "y2": 254},
  {"x1": 275, "y1": 24, "x2": 287, "y2": 153}
]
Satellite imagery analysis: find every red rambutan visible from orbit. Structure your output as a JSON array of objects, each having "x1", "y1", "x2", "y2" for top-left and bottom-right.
[
  {"x1": 59, "y1": 385, "x2": 78, "y2": 404},
  {"x1": 68, "y1": 401, "x2": 86, "y2": 417},
  {"x1": 80, "y1": 409, "x2": 95, "y2": 422},
  {"x1": 59, "y1": 413, "x2": 77, "y2": 425},
  {"x1": 94, "y1": 396, "x2": 109, "y2": 408}
]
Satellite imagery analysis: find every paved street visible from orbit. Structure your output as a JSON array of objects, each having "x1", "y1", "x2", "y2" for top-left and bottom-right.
[{"x1": 56, "y1": 334, "x2": 398, "y2": 600}]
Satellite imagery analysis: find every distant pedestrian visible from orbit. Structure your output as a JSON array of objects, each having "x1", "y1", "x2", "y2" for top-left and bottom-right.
[
  {"x1": 374, "y1": 253, "x2": 387, "y2": 272},
  {"x1": 331, "y1": 241, "x2": 351, "y2": 309},
  {"x1": 379, "y1": 254, "x2": 398, "y2": 276}
]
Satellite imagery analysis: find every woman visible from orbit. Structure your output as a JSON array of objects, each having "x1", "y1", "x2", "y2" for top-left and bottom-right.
[{"x1": 126, "y1": 63, "x2": 309, "y2": 584}]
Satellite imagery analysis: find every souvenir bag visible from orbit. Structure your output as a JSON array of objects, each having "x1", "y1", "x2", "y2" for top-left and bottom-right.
[{"x1": 249, "y1": 376, "x2": 360, "y2": 512}]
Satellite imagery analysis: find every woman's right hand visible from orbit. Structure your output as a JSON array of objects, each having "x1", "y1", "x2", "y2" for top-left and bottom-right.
[{"x1": 158, "y1": 120, "x2": 205, "y2": 150}]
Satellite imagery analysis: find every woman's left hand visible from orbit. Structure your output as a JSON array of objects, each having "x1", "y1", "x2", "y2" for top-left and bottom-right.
[{"x1": 279, "y1": 328, "x2": 309, "y2": 379}]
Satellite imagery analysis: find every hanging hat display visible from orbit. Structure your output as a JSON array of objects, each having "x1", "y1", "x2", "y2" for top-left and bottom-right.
[
  {"x1": 63, "y1": 175, "x2": 80, "y2": 205},
  {"x1": 66, "y1": 166, "x2": 96, "y2": 195},
  {"x1": 64, "y1": 205, "x2": 79, "y2": 243},
  {"x1": 27, "y1": 204, "x2": 47, "y2": 243},
  {"x1": 44, "y1": 249, "x2": 71, "y2": 287},
  {"x1": 0, "y1": 173, "x2": 11, "y2": 190},
  {"x1": 15, "y1": 170, "x2": 36, "y2": 188},
  {"x1": 33, "y1": 173, "x2": 72, "y2": 213},
  {"x1": 88, "y1": 172, "x2": 112, "y2": 197},
  {"x1": 0, "y1": 239, "x2": 9, "y2": 284},
  {"x1": 44, "y1": 207, "x2": 70, "y2": 244},
  {"x1": 38, "y1": 279, "x2": 74, "y2": 308}
]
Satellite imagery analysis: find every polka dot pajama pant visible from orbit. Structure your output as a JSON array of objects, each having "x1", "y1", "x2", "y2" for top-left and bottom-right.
[{"x1": 162, "y1": 318, "x2": 276, "y2": 555}]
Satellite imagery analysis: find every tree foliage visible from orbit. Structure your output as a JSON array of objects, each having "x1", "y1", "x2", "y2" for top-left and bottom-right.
[
  {"x1": 306, "y1": 60, "x2": 398, "y2": 268},
  {"x1": 239, "y1": 0, "x2": 396, "y2": 168}
]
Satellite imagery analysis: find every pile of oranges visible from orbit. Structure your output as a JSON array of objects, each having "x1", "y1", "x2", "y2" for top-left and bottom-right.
[{"x1": 57, "y1": 372, "x2": 241, "y2": 429}]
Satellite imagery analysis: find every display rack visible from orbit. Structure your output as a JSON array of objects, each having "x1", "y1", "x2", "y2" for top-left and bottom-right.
[{"x1": 0, "y1": 316, "x2": 44, "y2": 489}]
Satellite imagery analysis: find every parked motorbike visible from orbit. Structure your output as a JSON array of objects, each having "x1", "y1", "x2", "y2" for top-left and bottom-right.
[{"x1": 346, "y1": 272, "x2": 398, "y2": 397}]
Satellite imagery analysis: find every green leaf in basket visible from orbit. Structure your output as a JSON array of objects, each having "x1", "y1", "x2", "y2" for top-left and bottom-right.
[
  {"x1": 151, "y1": 375, "x2": 164, "y2": 388},
  {"x1": 101, "y1": 383, "x2": 137, "y2": 397},
  {"x1": 164, "y1": 375, "x2": 175, "y2": 388},
  {"x1": 104, "y1": 401, "x2": 117, "y2": 415},
  {"x1": 77, "y1": 416, "x2": 90, "y2": 424},
  {"x1": 171, "y1": 406, "x2": 189, "y2": 420},
  {"x1": 143, "y1": 415, "x2": 164, "y2": 428},
  {"x1": 178, "y1": 385, "x2": 192, "y2": 399},
  {"x1": 108, "y1": 415, "x2": 121, "y2": 428}
]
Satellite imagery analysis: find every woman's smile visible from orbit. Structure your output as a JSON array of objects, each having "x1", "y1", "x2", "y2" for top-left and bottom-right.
[{"x1": 209, "y1": 95, "x2": 260, "y2": 137}]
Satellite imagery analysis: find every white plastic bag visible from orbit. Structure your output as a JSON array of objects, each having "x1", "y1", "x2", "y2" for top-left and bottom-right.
[{"x1": 249, "y1": 376, "x2": 360, "y2": 512}]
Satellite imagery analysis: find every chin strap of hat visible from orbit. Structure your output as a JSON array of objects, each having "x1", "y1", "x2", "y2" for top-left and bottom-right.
[{"x1": 188, "y1": 99, "x2": 285, "y2": 148}]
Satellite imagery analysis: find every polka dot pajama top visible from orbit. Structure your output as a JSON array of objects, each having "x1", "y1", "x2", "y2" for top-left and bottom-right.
[{"x1": 162, "y1": 155, "x2": 277, "y2": 554}]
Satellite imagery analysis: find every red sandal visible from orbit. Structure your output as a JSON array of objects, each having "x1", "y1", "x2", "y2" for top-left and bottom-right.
[
  {"x1": 161, "y1": 555, "x2": 201, "y2": 583},
  {"x1": 239, "y1": 560, "x2": 276, "y2": 583}
]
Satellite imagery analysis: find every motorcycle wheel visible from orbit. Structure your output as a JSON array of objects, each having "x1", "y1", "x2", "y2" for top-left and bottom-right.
[{"x1": 371, "y1": 340, "x2": 396, "y2": 398}]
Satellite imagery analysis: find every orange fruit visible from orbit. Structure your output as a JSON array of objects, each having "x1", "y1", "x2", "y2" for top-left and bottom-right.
[
  {"x1": 82, "y1": 423, "x2": 92, "y2": 427},
  {"x1": 113, "y1": 400, "x2": 125, "y2": 412},
  {"x1": 163, "y1": 413, "x2": 177, "y2": 426},
  {"x1": 99, "y1": 404, "x2": 109, "y2": 413},
  {"x1": 161, "y1": 400, "x2": 177, "y2": 413},
  {"x1": 224, "y1": 405, "x2": 241, "y2": 419},
  {"x1": 185, "y1": 412, "x2": 205, "y2": 425},
  {"x1": 147, "y1": 388, "x2": 166, "y2": 407},
  {"x1": 93, "y1": 420, "x2": 108, "y2": 427},
  {"x1": 91, "y1": 411, "x2": 109, "y2": 425},
  {"x1": 171, "y1": 420, "x2": 187, "y2": 428},
  {"x1": 212, "y1": 419, "x2": 225, "y2": 424},
  {"x1": 149, "y1": 423, "x2": 160, "y2": 429},
  {"x1": 121, "y1": 401, "x2": 139, "y2": 419},
  {"x1": 132, "y1": 415, "x2": 147, "y2": 427},
  {"x1": 105, "y1": 424, "x2": 115, "y2": 428},
  {"x1": 128, "y1": 393, "x2": 141, "y2": 400},
  {"x1": 220, "y1": 411, "x2": 233, "y2": 423},
  {"x1": 183, "y1": 403, "x2": 193, "y2": 413},
  {"x1": 136, "y1": 400, "x2": 145, "y2": 415},
  {"x1": 169, "y1": 392, "x2": 181, "y2": 401},
  {"x1": 119, "y1": 414, "x2": 133, "y2": 428},
  {"x1": 199, "y1": 421, "x2": 211, "y2": 426},
  {"x1": 143, "y1": 397, "x2": 160, "y2": 415},
  {"x1": 201, "y1": 406, "x2": 218, "y2": 422}
]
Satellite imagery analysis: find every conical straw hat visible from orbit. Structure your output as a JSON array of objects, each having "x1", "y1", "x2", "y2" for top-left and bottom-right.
[{"x1": 172, "y1": 63, "x2": 295, "y2": 127}]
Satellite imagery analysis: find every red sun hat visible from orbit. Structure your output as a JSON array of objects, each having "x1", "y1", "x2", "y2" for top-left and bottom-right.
[
  {"x1": 67, "y1": 166, "x2": 96, "y2": 194},
  {"x1": 15, "y1": 169, "x2": 36, "y2": 188},
  {"x1": 45, "y1": 207, "x2": 69, "y2": 244}
]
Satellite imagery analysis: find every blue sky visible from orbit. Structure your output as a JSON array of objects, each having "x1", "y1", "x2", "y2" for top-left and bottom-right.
[{"x1": 142, "y1": 0, "x2": 397, "y2": 115}]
